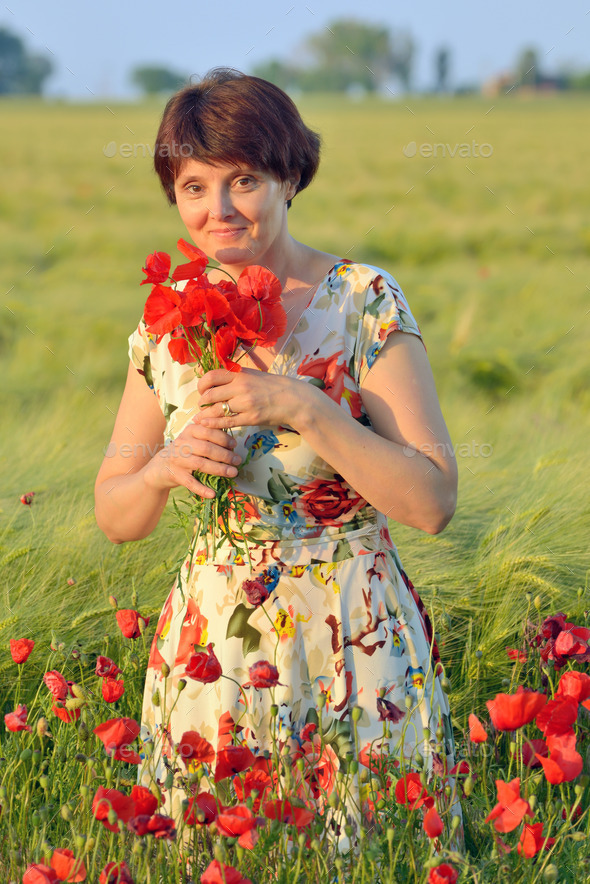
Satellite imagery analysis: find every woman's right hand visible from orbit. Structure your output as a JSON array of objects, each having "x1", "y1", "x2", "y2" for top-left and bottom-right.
[{"x1": 142, "y1": 419, "x2": 242, "y2": 498}]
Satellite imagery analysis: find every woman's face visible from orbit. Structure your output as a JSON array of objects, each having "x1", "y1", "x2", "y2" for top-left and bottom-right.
[{"x1": 173, "y1": 160, "x2": 297, "y2": 274}]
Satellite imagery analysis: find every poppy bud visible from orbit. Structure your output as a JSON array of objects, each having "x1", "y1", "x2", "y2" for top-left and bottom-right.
[
  {"x1": 571, "y1": 831, "x2": 586, "y2": 842},
  {"x1": 574, "y1": 784, "x2": 584, "y2": 798},
  {"x1": 20, "y1": 748, "x2": 32, "y2": 763},
  {"x1": 327, "y1": 791, "x2": 339, "y2": 809},
  {"x1": 386, "y1": 827, "x2": 394, "y2": 844},
  {"x1": 533, "y1": 595, "x2": 542, "y2": 610},
  {"x1": 39, "y1": 776, "x2": 50, "y2": 790},
  {"x1": 80, "y1": 784, "x2": 90, "y2": 798},
  {"x1": 78, "y1": 722, "x2": 90, "y2": 742},
  {"x1": 317, "y1": 693, "x2": 327, "y2": 709},
  {"x1": 108, "y1": 595, "x2": 118, "y2": 608},
  {"x1": 86, "y1": 837, "x2": 95, "y2": 852},
  {"x1": 444, "y1": 784, "x2": 452, "y2": 798},
  {"x1": 32, "y1": 749, "x2": 42, "y2": 766},
  {"x1": 164, "y1": 770, "x2": 174, "y2": 790},
  {"x1": 529, "y1": 795, "x2": 537, "y2": 812},
  {"x1": 177, "y1": 678, "x2": 187, "y2": 692},
  {"x1": 107, "y1": 809, "x2": 118, "y2": 827},
  {"x1": 36, "y1": 717, "x2": 50, "y2": 738},
  {"x1": 74, "y1": 834, "x2": 86, "y2": 852},
  {"x1": 71, "y1": 683, "x2": 86, "y2": 700},
  {"x1": 415, "y1": 752, "x2": 424, "y2": 770},
  {"x1": 65, "y1": 697, "x2": 85, "y2": 711},
  {"x1": 213, "y1": 844, "x2": 224, "y2": 863},
  {"x1": 61, "y1": 804, "x2": 73, "y2": 821},
  {"x1": 422, "y1": 727, "x2": 431, "y2": 743},
  {"x1": 152, "y1": 689, "x2": 161, "y2": 707},
  {"x1": 420, "y1": 770, "x2": 428, "y2": 787},
  {"x1": 542, "y1": 865, "x2": 559, "y2": 883},
  {"x1": 349, "y1": 759, "x2": 359, "y2": 775},
  {"x1": 298, "y1": 833, "x2": 307, "y2": 848},
  {"x1": 451, "y1": 815, "x2": 461, "y2": 831},
  {"x1": 310, "y1": 839, "x2": 320, "y2": 851},
  {"x1": 435, "y1": 725, "x2": 444, "y2": 741},
  {"x1": 75, "y1": 753, "x2": 87, "y2": 763},
  {"x1": 344, "y1": 825, "x2": 354, "y2": 838},
  {"x1": 579, "y1": 775, "x2": 589, "y2": 789},
  {"x1": 270, "y1": 704, "x2": 279, "y2": 717},
  {"x1": 440, "y1": 677, "x2": 451, "y2": 694},
  {"x1": 404, "y1": 695, "x2": 413, "y2": 709},
  {"x1": 351, "y1": 706, "x2": 363, "y2": 723},
  {"x1": 31, "y1": 811, "x2": 41, "y2": 827},
  {"x1": 161, "y1": 662, "x2": 171, "y2": 678},
  {"x1": 464, "y1": 775, "x2": 474, "y2": 797},
  {"x1": 296, "y1": 757, "x2": 305, "y2": 773}
]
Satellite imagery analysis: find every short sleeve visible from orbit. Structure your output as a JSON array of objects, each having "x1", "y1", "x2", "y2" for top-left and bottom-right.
[
  {"x1": 354, "y1": 270, "x2": 424, "y2": 387},
  {"x1": 128, "y1": 318, "x2": 157, "y2": 390}
]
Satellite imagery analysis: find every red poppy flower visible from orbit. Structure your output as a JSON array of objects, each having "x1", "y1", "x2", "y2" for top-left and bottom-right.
[
  {"x1": 92, "y1": 786, "x2": 135, "y2": 832},
  {"x1": 50, "y1": 848, "x2": 87, "y2": 882},
  {"x1": 9, "y1": 638, "x2": 35, "y2": 664},
  {"x1": 168, "y1": 326, "x2": 203, "y2": 365},
  {"x1": 44, "y1": 670, "x2": 69, "y2": 701},
  {"x1": 294, "y1": 735, "x2": 339, "y2": 802},
  {"x1": 186, "y1": 643, "x2": 222, "y2": 683},
  {"x1": 184, "y1": 792, "x2": 219, "y2": 826},
  {"x1": 93, "y1": 717, "x2": 140, "y2": 755},
  {"x1": 141, "y1": 251, "x2": 171, "y2": 285},
  {"x1": 233, "y1": 769, "x2": 272, "y2": 812},
  {"x1": 145, "y1": 814, "x2": 176, "y2": 839},
  {"x1": 99, "y1": 862, "x2": 134, "y2": 884},
  {"x1": 300, "y1": 722, "x2": 317, "y2": 741},
  {"x1": 247, "y1": 660, "x2": 280, "y2": 688},
  {"x1": 144, "y1": 284, "x2": 183, "y2": 336},
  {"x1": 102, "y1": 677, "x2": 125, "y2": 703},
  {"x1": 181, "y1": 278, "x2": 232, "y2": 327},
  {"x1": 52, "y1": 703, "x2": 80, "y2": 723},
  {"x1": 517, "y1": 822, "x2": 555, "y2": 857},
  {"x1": 486, "y1": 688, "x2": 546, "y2": 731},
  {"x1": 423, "y1": 805, "x2": 444, "y2": 839},
  {"x1": 535, "y1": 696, "x2": 578, "y2": 738},
  {"x1": 468, "y1": 713, "x2": 488, "y2": 742},
  {"x1": 177, "y1": 730, "x2": 215, "y2": 767},
  {"x1": 232, "y1": 266, "x2": 286, "y2": 346},
  {"x1": 506, "y1": 647, "x2": 527, "y2": 662},
  {"x1": 130, "y1": 785, "x2": 159, "y2": 817},
  {"x1": 4, "y1": 703, "x2": 31, "y2": 732},
  {"x1": 484, "y1": 778, "x2": 531, "y2": 833},
  {"x1": 554, "y1": 624, "x2": 590, "y2": 657},
  {"x1": 20, "y1": 491, "x2": 35, "y2": 505},
  {"x1": 200, "y1": 860, "x2": 252, "y2": 884},
  {"x1": 115, "y1": 609, "x2": 149, "y2": 639},
  {"x1": 263, "y1": 799, "x2": 315, "y2": 828},
  {"x1": 521, "y1": 738, "x2": 548, "y2": 768},
  {"x1": 214, "y1": 326, "x2": 241, "y2": 372},
  {"x1": 537, "y1": 731, "x2": 583, "y2": 784},
  {"x1": 241, "y1": 578, "x2": 270, "y2": 606},
  {"x1": 395, "y1": 773, "x2": 432, "y2": 810},
  {"x1": 95, "y1": 656, "x2": 122, "y2": 678},
  {"x1": 215, "y1": 744, "x2": 255, "y2": 782},
  {"x1": 216, "y1": 804, "x2": 257, "y2": 837},
  {"x1": 22, "y1": 864, "x2": 59, "y2": 884},
  {"x1": 428, "y1": 864, "x2": 458, "y2": 884},
  {"x1": 175, "y1": 238, "x2": 208, "y2": 277},
  {"x1": 556, "y1": 670, "x2": 590, "y2": 703}
]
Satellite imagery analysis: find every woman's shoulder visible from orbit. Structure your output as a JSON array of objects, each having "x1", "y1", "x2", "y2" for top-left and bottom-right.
[{"x1": 327, "y1": 259, "x2": 403, "y2": 291}]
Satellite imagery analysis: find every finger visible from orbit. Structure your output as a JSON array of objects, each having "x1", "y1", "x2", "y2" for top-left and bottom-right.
[
  {"x1": 197, "y1": 369, "x2": 235, "y2": 395},
  {"x1": 189, "y1": 420, "x2": 238, "y2": 449},
  {"x1": 189, "y1": 455, "x2": 240, "y2": 478},
  {"x1": 198, "y1": 414, "x2": 244, "y2": 431}
]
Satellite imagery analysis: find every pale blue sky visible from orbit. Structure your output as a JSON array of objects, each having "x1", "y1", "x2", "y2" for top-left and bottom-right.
[{"x1": 3, "y1": 0, "x2": 589, "y2": 98}]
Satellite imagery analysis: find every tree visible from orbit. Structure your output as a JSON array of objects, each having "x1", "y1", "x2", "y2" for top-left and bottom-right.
[
  {"x1": 252, "y1": 18, "x2": 415, "y2": 94},
  {"x1": 516, "y1": 47, "x2": 539, "y2": 88},
  {"x1": 0, "y1": 27, "x2": 53, "y2": 95},
  {"x1": 434, "y1": 47, "x2": 451, "y2": 93},
  {"x1": 131, "y1": 65, "x2": 187, "y2": 96}
]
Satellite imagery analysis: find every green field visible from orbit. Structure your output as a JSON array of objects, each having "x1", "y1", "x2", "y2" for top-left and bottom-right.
[{"x1": 1, "y1": 93, "x2": 589, "y2": 718}]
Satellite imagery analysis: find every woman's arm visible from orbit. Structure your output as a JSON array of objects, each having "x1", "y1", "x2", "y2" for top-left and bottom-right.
[
  {"x1": 196, "y1": 332, "x2": 457, "y2": 535},
  {"x1": 94, "y1": 364, "x2": 242, "y2": 543}
]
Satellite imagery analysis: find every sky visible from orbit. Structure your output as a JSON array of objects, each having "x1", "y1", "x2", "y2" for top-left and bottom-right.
[{"x1": 2, "y1": 0, "x2": 589, "y2": 99}]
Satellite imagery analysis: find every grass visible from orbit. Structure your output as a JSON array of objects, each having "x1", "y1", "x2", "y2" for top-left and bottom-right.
[{"x1": 0, "y1": 93, "x2": 589, "y2": 881}]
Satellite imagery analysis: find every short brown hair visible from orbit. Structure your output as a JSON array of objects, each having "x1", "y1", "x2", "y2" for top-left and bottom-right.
[{"x1": 154, "y1": 68, "x2": 321, "y2": 205}]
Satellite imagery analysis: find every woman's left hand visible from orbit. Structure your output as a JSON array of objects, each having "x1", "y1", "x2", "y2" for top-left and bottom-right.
[{"x1": 196, "y1": 368, "x2": 311, "y2": 430}]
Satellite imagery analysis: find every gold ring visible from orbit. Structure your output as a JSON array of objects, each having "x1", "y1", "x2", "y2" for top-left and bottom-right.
[{"x1": 222, "y1": 402, "x2": 235, "y2": 417}]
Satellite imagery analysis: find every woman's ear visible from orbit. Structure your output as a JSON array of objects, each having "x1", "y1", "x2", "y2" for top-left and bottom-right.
[{"x1": 285, "y1": 178, "x2": 300, "y2": 202}]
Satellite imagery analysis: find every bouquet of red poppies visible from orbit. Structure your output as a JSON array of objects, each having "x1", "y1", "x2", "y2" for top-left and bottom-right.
[{"x1": 140, "y1": 239, "x2": 287, "y2": 566}]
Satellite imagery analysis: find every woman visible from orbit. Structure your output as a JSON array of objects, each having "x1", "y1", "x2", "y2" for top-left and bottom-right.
[{"x1": 95, "y1": 68, "x2": 458, "y2": 838}]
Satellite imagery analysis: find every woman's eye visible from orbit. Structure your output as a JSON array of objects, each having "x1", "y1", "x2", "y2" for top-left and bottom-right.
[
  {"x1": 186, "y1": 184, "x2": 202, "y2": 194},
  {"x1": 235, "y1": 176, "x2": 254, "y2": 187}
]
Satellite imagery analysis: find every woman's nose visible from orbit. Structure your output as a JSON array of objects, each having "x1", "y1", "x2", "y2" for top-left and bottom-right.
[{"x1": 207, "y1": 186, "x2": 234, "y2": 220}]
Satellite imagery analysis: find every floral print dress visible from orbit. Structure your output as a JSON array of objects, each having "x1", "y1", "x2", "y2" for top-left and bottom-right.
[{"x1": 128, "y1": 260, "x2": 457, "y2": 834}]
